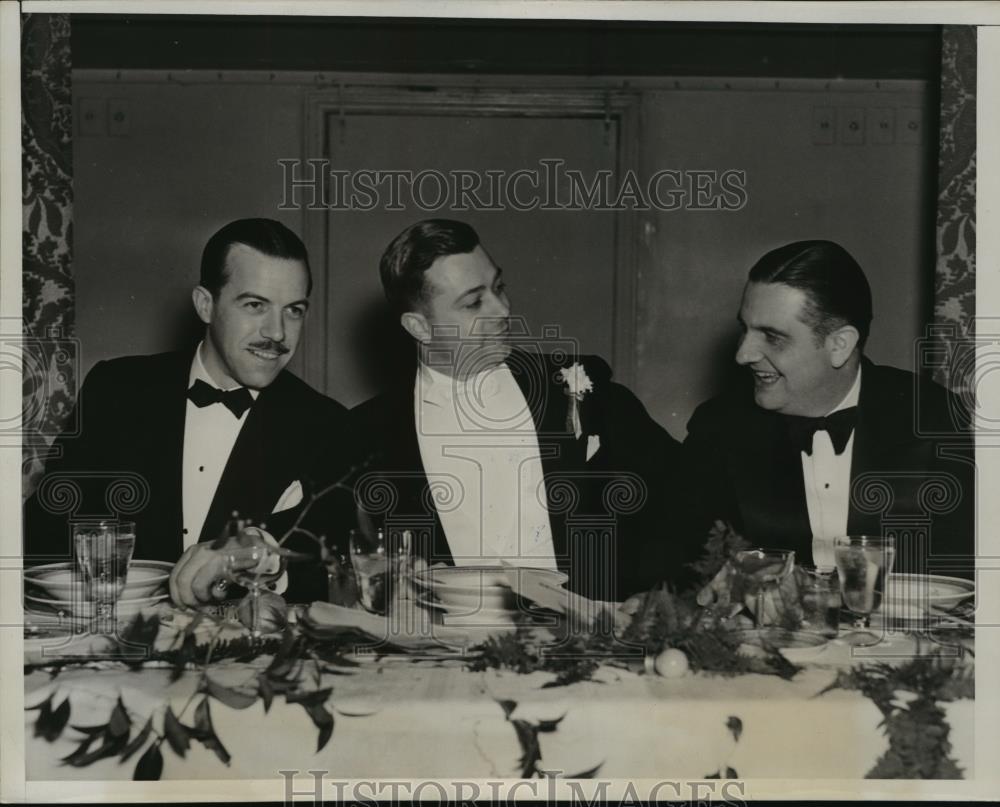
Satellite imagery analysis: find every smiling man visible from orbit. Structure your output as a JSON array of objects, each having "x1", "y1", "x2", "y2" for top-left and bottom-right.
[
  {"x1": 24, "y1": 219, "x2": 349, "y2": 603},
  {"x1": 683, "y1": 240, "x2": 974, "y2": 577},
  {"x1": 348, "y1": 219, "x2": 686, "y2": 601}
]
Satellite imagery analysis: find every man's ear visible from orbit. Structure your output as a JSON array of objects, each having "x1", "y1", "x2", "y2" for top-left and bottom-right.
[
  {"x1": 192, "y1": 286, "x2": 214, "y2": 325},
  {"x1": 825, "y1": 324, "x2": 860, "y2": 369},
  {"x1": 400, "y1": 310, "x2": 431, "y2": 343}
]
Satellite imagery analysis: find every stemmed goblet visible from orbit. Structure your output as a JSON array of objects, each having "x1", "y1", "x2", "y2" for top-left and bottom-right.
[
  {"x1": 224, "y1": 525, "x2": 287, "y2": 637},
  {"x1": 733, "y1": 548, "x2": 795, "y2": 631}
]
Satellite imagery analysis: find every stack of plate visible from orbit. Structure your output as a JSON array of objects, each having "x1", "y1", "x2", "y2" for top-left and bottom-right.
[
  {"x1": 877, "y1": 573, "x2": 975, "y2": 626},
  {"x1": 24, "y1": 560, "x2": 171, "y2": 620},
  {"x1": 410, "y1": 565, "x2": 567, "y2": 627}
]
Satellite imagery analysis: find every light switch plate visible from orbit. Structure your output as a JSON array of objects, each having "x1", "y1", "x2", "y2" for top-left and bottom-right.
[
  {"x1": 812, "y1": 106, "x2": 836, "y2": 145},
  {"x1": 78, "y1": 98, "x2": 105, "y2": 136},
  {"x1": 869, "y1": 107, "x2": 895, "y2": 145}
]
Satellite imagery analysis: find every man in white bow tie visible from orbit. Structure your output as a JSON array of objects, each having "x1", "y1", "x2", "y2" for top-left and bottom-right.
[
  {"x1": 24, "y1": 219, "x2": 350, "y2": 604},
  {"x1": 348, "y1": 219, "x2": 685, "y2": 601}
]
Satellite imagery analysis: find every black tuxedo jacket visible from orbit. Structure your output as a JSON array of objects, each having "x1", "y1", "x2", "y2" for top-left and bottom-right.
[
  {"x1": 346, "y1": 349, "x2": 687, "y2": 600},
  {"x1": 24, "y1": 349, "x2": 349, "y2": 600},
  {"x1": 682, "y1": 360, "x2": 975, "y2": 577}
]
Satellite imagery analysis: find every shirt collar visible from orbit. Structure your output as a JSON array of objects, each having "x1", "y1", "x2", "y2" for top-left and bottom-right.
[
  {"x1": 827, "y1": 364, "x2": 861, "y2": 415},
  {"x1": 189, "y1": 341, "x2": 260, "y2": 400},
  {"x1": 416, "y1": 360, "x2": 507, "y2": 407}
]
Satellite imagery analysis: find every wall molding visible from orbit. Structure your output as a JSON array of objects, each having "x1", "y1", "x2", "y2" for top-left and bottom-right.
[
  {"x1": 300, "y1": 84, "x2": 643, "y2": 391},
  {"x1": 73, "y1": 69, "x2": 928, "y2": 95}
]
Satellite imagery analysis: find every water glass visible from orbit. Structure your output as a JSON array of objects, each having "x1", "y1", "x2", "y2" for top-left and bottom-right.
[
  {"x1": 833, "y1": 535, "x2": 896, "y2": 645},
  {"x1": 798, "y1": 566, "x2": 841, "y2": 638},
  {"x1": 324, "y1": 543, "x2": 359, "y2": 607},
  {"x1": 73, "y1": 520, "x2": 136, "y2": 629},
  {"x1": 349, "y1": 529, "x2": 390, "y2": 614}
]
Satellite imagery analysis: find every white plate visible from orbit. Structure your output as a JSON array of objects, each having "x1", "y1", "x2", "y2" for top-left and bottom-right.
[
  {"x1": 411, "y1": 565, "x2": 567, "y2": 608},
  {"x1": 24, "y1": 560, "x2": 171, "y2": 600},
  {"x1": 25, "y1": 591, "x2": 169, "y2": 618},
  {"x1": 880, "y1": 573, "x2": 974, "y2": 617},
  {"x1": 736, "y1": 628, "x2": 831, "y2": 663},
  {"x1": 412, "y1": 565, "x2": 567, "y2": 589},
  {"x1": 415, "y1": 596, "x2": 515, "y2": 617}
]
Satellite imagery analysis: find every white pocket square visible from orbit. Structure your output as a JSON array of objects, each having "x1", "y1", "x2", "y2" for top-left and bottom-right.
[
  {"x1": 272, "y1": 479, "x2": 304, "y2": 514},
  {"x1": 586, "y1": 434, "x2": 601, "y2": 461}
]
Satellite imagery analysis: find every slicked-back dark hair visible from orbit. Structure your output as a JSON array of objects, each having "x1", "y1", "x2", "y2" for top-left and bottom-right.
[
  {"x1": 748, "y1": 240, "x2": 873, "y2": 349},
  {"x1": 379, "y1": 219, "x2": 481, "y2": 314},
  {"x1": 200, "y1": 218, "x2": 312, "y2": 297}
]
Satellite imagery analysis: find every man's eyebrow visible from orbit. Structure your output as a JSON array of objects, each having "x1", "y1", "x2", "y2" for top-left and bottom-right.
[
  {"x1": 736, "y1": 315, "x2": 789, "y2": 338},
  {"x1": 455, "y1": 284, "x2": 486, "y2": 303},
  {"x1": 233, "y1": 292, "x2": 309, "y2": 308},
  {"x1": 454, "y1": 267, "x2": 503, "y2": 303}
]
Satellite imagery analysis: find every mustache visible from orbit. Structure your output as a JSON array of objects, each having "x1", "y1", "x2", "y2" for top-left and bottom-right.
[{"x1": 248, "y1": 340, "x2": 290, "y2": 355}]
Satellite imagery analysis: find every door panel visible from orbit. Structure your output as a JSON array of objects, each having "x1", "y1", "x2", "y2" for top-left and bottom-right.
[{"x1": 318, "y1": 111, "x2": 618, "y2": 405}]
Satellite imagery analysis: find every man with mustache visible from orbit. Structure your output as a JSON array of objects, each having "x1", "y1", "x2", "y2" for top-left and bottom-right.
[
  {"x1": 24, "y1": 218, "x2": 349, "y2": 603},
  {"x1": 683, "y1": 240, "x2": 974, "y2": 578},
  {"x1": 348, "y1": 219, "x2": 685, "y2": 601}
]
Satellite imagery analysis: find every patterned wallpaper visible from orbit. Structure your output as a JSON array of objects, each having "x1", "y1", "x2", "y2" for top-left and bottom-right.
[
  {"x1": 22, "y1": 13, "x2": 74, "y2": 498},
  {"x1": 934, "y1": 26, "x2": 976, "y2": 394}
]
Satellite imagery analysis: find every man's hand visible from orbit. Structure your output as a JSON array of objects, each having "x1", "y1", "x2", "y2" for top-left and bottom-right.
[{"x1": 168, "y1": 538, "x2": 262, "y2": 609}]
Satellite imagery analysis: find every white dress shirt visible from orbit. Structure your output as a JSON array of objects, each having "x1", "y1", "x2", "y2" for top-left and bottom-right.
[
  {"x1": 181, "y1": 343, "x2": 259, "y2": 550},
  {"x1": 414, "y1": 361, "x2": 557, "y2": 569},
  {"x1": 803, "y1": 367, "x2": 862, "y2": 570}
]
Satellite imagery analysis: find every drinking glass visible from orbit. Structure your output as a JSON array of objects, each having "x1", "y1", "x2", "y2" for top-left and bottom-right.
[
  {"x1": 833, "y1": 535, "x2": 896, "y2": 646},
  {"x1": 349, "y1": 529, "x2": 389, "y2": 614},
  {"x1": 798, "y1": 566, "x2": 841, "y2": 638},
  {"x1": 73, "y1": 520, "x2": 136, "y2": 630},
  {"x1": 733, "y1": 548, "x2": 795, "y2": 628},
  {"x1": 324, "y1": 542, "x2": 359, "y2": 607},
  {"x1": 224, "y1": 526, "x2": 287, "y2": 637}
]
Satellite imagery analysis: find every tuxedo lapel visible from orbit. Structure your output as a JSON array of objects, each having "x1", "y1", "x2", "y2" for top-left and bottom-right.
[
  {"x1": 508, "y1": 349, "x2": 574, "y2": 469},
  {"x1": 508, "y1": 349, "x2": 577, "y2": 567},
  {"x1": 199, "y1": 377, "x2": 296, "y2": 543},
  {"x1": 732, "y1": 406, "x2": 813, "y2": 555}
]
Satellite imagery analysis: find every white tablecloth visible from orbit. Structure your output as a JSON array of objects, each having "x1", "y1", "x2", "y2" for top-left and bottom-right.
[{"x1": 23, "y1": 639, "x2": 974, "y2": 782}]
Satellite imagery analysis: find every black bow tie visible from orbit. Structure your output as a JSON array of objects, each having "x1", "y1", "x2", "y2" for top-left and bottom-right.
[
  {"x1": 784, "y1": 406, "x2": 858, "y2": 456},
  {"x1": 187, "y1": 379, "x2": 254, "y2": 418}
]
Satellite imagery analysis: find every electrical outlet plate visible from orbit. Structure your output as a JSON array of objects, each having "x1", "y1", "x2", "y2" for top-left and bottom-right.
[
  {"x1": 108, "y1": 99, "x2": 131, "y2": 136},
  {"x1": 898, "y1": 107, "x2": 923, "y2": 145}
]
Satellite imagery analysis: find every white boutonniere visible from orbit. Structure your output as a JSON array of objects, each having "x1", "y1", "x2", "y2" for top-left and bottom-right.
[
  {"x1": 559, "y1": 363, "x2": 594, "y2": 400},
  {"x1": 559, "y1": 362, "x2": 595, "y2": 445}
]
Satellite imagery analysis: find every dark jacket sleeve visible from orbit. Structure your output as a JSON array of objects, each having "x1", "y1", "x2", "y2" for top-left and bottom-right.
[
  {"x1": 580, "y1": 356, "x2": 697, "y2": 593},
  {"x1": 265, "y1": 390, "x2": 359, "y2": 602},
  {"x1": 679, "y1": 397, "x2": 743, "y2": 575}
]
